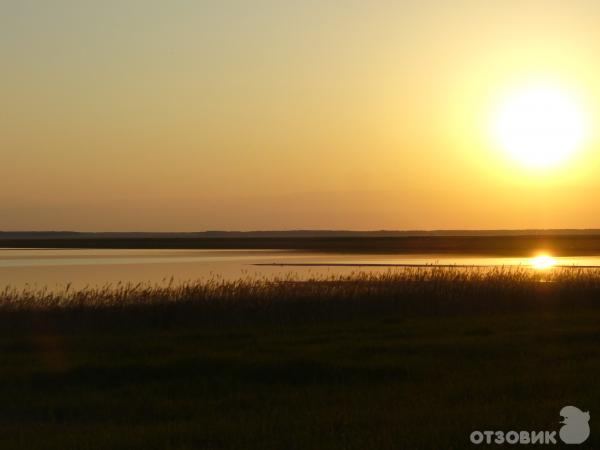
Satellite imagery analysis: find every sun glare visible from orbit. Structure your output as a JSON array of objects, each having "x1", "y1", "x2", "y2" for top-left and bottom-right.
[
  {"x1": 493, "y1": 83, "x2": 587, "y2": 169},
  {"x1": 531, "y1": 254, "x2": 557, "y2": 270}
]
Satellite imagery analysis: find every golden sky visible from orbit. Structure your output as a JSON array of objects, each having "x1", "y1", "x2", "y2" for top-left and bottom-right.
[{"x1": 2, "y1": 1, "x2": 600, "y2": 231}]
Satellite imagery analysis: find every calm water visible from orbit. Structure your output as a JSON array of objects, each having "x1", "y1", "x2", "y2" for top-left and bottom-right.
[{"x1": 1, "y1": 248, "x2": 600, "y2": 290}]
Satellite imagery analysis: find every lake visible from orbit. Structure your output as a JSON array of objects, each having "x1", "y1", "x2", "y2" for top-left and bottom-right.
[{"x1": 1, "y1": 248, "x2": 600, "y2": 290}]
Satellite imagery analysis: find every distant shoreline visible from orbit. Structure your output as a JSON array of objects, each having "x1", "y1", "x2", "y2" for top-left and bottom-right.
[
  {"x1": 3, "y1": 234, "x2": 600, "y2": 256},
  {"x1": 3, "y1": 229, "x2": 600, "y2": 239}
]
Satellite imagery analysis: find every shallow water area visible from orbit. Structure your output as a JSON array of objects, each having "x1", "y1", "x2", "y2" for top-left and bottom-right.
[{"x1": 1, "y1": 248, "x2": 599, "y2": 291}]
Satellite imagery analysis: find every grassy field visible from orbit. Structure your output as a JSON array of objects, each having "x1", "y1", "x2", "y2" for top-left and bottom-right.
[{"x1": 1, "y1": 268, "x2": 599, "y2": 449}]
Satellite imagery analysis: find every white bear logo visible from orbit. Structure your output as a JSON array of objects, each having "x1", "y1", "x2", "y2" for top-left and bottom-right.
[{"x1": 560, "y1": 405, "x2": 590, "y2": 444}]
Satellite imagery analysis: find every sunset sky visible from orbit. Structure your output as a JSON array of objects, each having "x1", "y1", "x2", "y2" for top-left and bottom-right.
[{"x1": 3, "y1": 1, "x2": 600, "y2": 231}]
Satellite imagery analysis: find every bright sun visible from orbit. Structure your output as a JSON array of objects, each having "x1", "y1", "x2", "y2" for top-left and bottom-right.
[{"x1": 493, "y1": 83, "x2": 587, "y2": 168}]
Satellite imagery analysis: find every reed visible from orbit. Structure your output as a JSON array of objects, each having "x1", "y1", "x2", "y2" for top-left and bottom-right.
[
  {"x1": 3, "y1": 267, "x2": 600, "y2": 449},
  {"x1": 1, "y1": 267, "x2": 599, "y2": 331}
]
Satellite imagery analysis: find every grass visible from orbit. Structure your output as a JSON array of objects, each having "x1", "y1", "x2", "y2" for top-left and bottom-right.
[{"x1": 1, "y1": 267, "x2": 599, "y2": 449}]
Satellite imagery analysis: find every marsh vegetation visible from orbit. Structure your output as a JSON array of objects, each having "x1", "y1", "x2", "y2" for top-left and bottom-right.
[{"x1": 1, "y1": 267, "x2": 599, "y2": 449}]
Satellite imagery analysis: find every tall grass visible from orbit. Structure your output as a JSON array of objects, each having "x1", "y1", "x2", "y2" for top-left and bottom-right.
[
  {"x1": 1, "y1": 267, "x2": 600, "y2": 331},
  {"x1": 2, "y1": 267, "x2": 600, "y2": 450}
]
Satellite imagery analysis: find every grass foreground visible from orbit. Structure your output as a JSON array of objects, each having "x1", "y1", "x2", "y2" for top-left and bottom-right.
[{"x1": 1, "y1": 267, "x2": 599, "y2": 449}]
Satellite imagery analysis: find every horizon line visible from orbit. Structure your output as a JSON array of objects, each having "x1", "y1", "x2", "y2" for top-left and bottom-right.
[{"x1": 3, "y1": 229, "x2": 600, "y2": 236}]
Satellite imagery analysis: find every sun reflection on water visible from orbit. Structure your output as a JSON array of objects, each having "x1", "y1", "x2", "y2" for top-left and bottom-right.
[{"x1": 531, "y1": 254, "x2": 557, "y2": 270}]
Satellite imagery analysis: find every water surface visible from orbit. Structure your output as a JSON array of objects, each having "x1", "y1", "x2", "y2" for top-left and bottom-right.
[{"x1": 1, "y1": 248, "x2": 600, "y2": 290}]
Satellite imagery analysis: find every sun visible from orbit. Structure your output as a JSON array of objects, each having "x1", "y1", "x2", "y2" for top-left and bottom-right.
[{"x1": 492, "y1": 83, "x2": 587, "y2": 168}]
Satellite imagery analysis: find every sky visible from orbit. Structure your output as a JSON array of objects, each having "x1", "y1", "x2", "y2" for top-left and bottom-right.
[{"x1": 3, "y1": 0, "x2": 600, "y2": 231}]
